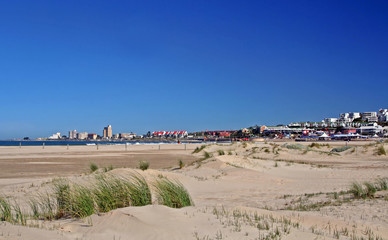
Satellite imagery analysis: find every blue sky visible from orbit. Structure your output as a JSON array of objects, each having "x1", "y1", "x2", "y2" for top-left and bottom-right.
[{"x1": 0, "y1": 0, "x2": 387, "y2": 139}]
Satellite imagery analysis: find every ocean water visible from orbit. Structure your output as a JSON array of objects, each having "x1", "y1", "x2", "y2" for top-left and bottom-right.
[{"x1": 0, "y1": 140, "x2": 199, "y2": 146}]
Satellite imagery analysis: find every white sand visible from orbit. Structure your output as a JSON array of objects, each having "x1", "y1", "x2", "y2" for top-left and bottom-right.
[{"x1": 0, "y1": 141, "x2": 387, "y2": 239}]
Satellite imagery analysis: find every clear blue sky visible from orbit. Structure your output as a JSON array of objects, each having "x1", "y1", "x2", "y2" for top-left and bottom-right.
[{"x1": 0, "y1": 0, "x2": 387, "y2": 139}]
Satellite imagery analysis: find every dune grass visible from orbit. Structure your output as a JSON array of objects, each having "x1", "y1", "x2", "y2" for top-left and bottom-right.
[
  {"x1": 217, "y1": 149, "x2": 225, "y2": 155},
  {"x1": 154, "y1": 178, "x2": 193, "y2": 208},
  {"x1": 178, "y1": 159, "x2": 184, "y2": 169},
  {"x1": 53, "y1": 179, "x2": 71, "y2": 218},
  {"x1": 349, "y1": 179, "x2": 387, "y2": 199},
  {"x1": 203, "y1": 151, "x2": 212, "y2": 159},
  {"x1": 0, "y1": 197, "x2": 12, "y2": 222},
  {"x1": 331, "y1": 146, "x2": 352, "y2": 153},
  {"x1": 0, "y1": 173, "x2": 193, "y2": 225},
  {"x1": 67, "y1": 185, "x2": 95, "y2": 218},
  {"x1": 192, "y1": 145, "x2": 206, "y2": 154},
  {"x1": 90, "y1": 162, "x2": 99, "y2": 173},
  {"x1": 139, "y1": 161, "x2": 149, "y2": 171},
  {"x1": 94, "y1": 174, "x2": 151, "y2": 212},
  {"x1": 376, "y1": 178, "x2": 388, "y2": 190},
  {"x1": 376, "y1": 144, "x2": 386, "y2": 155}
]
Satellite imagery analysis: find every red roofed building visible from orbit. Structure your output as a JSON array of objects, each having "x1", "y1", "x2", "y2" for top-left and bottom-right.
[{"x1": 152, "y1": 131, "x2": 188, "y2": 138}]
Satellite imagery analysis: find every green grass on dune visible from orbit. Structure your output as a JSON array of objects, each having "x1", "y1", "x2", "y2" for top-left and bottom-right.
[{"x1": 154, "y1": 178, "x2": 193, "y2": 208}]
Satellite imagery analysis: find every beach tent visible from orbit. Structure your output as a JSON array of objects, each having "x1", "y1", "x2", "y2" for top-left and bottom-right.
[{"x1": 318, "y1": 133, "x2": 330, "y2": 140}]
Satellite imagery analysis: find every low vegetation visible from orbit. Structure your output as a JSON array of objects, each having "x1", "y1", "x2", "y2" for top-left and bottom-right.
[
  {"x1": 309, "y1": 142, "x2": 330, "y2": 148},
  {"x1": 154, "y1": 178, "x2": 193, "y2": 208},
  {"x1": 349, "y1": 179, "x2": 388, "y2": 199},
  {"x1": 192, "y1": 145, "x2": 206, "y2": 154},
  {"x1": 178, "y1": 159, "x2": 184, "y2": 169},
  {"x1": 89, "y1": 162, "x2": 99, "y2": 173},
  {"x1": 139, "y1": 160, "x2": 149, "y2": 171},
  {"x1": 0, "y1": 174, "x2": 193, "y2": 225},
  {"x1": 331, "y1": 146, "x2": 352, "y2": 153},
  {"x1": 376, "y1": 144, "x2": 386, "y2": 155},
  {"x1": 217, "y1": 149, "x2": 225, "y2": 155},
  {"x1": 284, "y1": 143, "x2": 305, "y2": 150},
  {"x1": 203, "y1": 151, "x2": 212, "y2": 160}
]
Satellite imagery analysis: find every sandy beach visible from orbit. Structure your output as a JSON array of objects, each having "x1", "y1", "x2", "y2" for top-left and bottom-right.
[{"x1": 0, "y1": 141, "x2": 387, "y2": 240}]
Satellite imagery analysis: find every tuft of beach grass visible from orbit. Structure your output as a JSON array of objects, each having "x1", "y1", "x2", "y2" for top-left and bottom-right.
[{"x1": 154, "y1": 178, "x2": 193, "y2": 208}]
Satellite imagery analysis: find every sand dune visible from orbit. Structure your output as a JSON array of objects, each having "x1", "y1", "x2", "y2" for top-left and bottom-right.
[{"x1": 0, "y1": 141, "x2": 387, "y2": 239}]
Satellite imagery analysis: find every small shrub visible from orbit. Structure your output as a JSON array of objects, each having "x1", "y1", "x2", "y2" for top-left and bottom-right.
[
  {"x1": 331, "y1": 146, "x2": 352, "y2": 153},
  {"x1": 242, "y1": 142, "x2": 247, "y2": 148},
  {"x1": 376, "y1": 145, "x2": 386, "y2": 155},
  {"x1": 90, "y1": 162, "x2": 99, "y2": 173},
  {"x1": 228, "y1": 151, "x2": 233, "y2": 155},
  {"x1": 217, "y1": 150, "x2": 225, "y2": 155},
  {"x1": 203, "y1": 151, "x2": 212, "y2": 159},
  {"x1": 154, "y1": 178, "x2": 193, "y2": 208},
  {"x1": 274, "y1": 162, "x2": 278, "y2": 167},
  {"x1": 178, "y1": 159, "x2": 184, "y2": 169},
  {"x1": 139, "y1": 161, "x2": 149, "y2": 171},
  {"x1": 309, "y1": 143, "x2": 320, "y2": 148}
]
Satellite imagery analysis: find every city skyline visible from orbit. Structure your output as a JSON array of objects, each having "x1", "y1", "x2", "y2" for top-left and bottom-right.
[
  {"x1": 6, "y1": 107, "x2": 387, "y2": 140},
  {"x1": 1, "y1": 1, "x2": 387, "y2": 139}
]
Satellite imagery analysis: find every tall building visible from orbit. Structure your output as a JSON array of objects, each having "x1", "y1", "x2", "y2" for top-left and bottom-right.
[
  {"x1": 362, "y1": 112, "x2": 378, "y2": 122},
  {"x1": 103, "y1": 125, "x2": 112, "y2": 138},
  {"x1": 69, "y1": 130, "x2": 77, "y2": 139}
]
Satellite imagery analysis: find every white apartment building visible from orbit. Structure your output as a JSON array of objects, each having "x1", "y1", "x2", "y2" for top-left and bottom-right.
[
  {"x1": 378, "y1": 109, "x2": 388, "y2": 122},
  {"x1": 48, "y1": 132, "x2": 61, "y2": 139},
  {"x1": 362, "y1": 112, "x2": 378, "y2": 122},
  {"x1": 339, "y1": 112, "x2": 361, "y2": 123},
  {"x1": 77, "y1": 132, "x2": 88, "y2": 140}
]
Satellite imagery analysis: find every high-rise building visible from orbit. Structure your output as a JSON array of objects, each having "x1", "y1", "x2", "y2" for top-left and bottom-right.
[
  {"x1": 103, "y1": 125, "x2": 112, "y2": 138},
  {"x1": 69, "y1": 130, "x2": 77, "y2": 139}
]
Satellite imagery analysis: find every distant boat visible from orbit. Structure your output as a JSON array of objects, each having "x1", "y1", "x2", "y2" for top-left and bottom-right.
[{"x1": 86, "y1": 143, "x2": 96, "y2": 146}]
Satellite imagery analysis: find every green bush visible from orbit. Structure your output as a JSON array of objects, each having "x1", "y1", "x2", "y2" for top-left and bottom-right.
[
  {"x1": 90, "y1": 162, "x2": 99, "y2": 173},
  {"x1": 139, "y1": 161, "x2": 149, "y2": 171},
  {"x1": 154, "y1": 178, "x2": 193, "y2": 208},
  {"x1": 217, "y1": 150, "x2": 225, "y2": 155},
  {"x1": 178, "y1": 159, "x2": 184, "y2": 169},
  {"x1": 203, "y1": 151, "x2": 212, "y2": 159}
]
